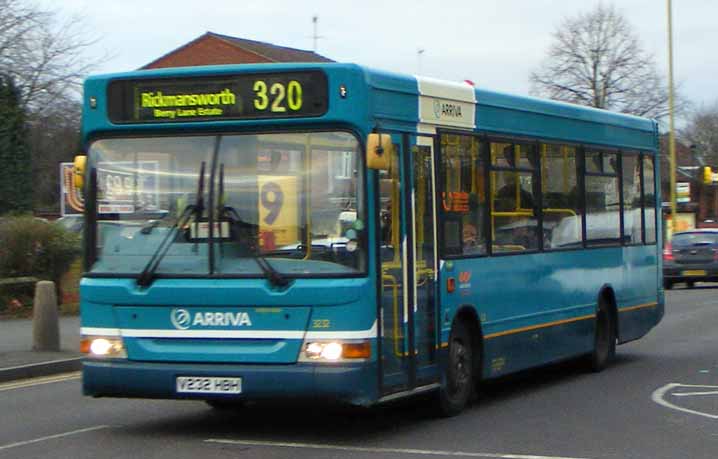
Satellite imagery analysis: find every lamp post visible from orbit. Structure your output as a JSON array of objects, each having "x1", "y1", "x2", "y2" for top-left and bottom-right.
[
  {"x1": 417, "y1": 48, "x2": 425, "y2": 74},
  {"x1": 667, "y1": 0, "x2": 677, "y2": 237}
]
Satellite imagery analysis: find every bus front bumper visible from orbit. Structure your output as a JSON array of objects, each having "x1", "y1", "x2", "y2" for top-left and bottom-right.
[{"x1": 83, "y1": 360, "x2": 377, "y2": 407}]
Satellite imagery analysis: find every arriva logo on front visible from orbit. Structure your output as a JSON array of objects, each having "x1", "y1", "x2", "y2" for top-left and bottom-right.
[{"x1": 171, "y1": 308, "x2": 252, "y2": 330}]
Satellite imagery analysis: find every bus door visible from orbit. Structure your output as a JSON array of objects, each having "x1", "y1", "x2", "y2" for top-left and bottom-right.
[{"x1": 378, "y1": 133, "x2": 438, "y2": 395}]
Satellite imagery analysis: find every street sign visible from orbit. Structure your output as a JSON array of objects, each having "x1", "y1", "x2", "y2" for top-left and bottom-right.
[{"x1": 677, "y1": 182, "x2": 690, "y2": 203}]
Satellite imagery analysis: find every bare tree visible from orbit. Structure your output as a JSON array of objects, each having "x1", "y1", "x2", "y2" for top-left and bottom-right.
[
  {"x1": 0, "y1": 1, "x2": 37, "y2": 58},
  {"x1": 1, "y1": 0, "x2": 107, "y2": 213},
  {"x1": 29, "y1": 95, "x2": 82, "y2": 212},
  {"x1": 682, "y1": 102, "x2": 718, "y2": 166},
  {"x1": 0, "y1": 0, "x2": 107, "y2": 111},
  {"x1": 530, "y1": 4, "x2": 672, "y2": 120}
]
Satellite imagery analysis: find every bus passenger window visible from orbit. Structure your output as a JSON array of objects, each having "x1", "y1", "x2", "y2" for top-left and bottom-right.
[
  {"x1": 490, "y1": 141, "x2": 538, "y2": 253},
  {"x1": 542, "y1": 144, "x2": 582, "y2": 250},
  {"x1": 643, "y1": 156, "x2": 656, "y2": 244},
  {"x1": 622, "y1": 154, "x2": 642, "y2": 244},
  {"x1": 585, "y1": 150, "x2": 620, "y2": 246},
  {"x1": 491, "y1": 170, "x2": 538, "y2": 252},
  {"x1": 439, "y1": 134, "x2": 486, "y2": 256}
]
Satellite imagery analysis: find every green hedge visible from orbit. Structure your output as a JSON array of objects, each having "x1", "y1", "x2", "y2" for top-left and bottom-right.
[{"x1": 0, "y1": 216, "x2": 81, "y2": 314}]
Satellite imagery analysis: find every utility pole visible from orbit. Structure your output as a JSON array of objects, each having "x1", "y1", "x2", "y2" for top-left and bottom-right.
[{"x1": 667, "y1": 0, "x2": 677, "y2": 238}]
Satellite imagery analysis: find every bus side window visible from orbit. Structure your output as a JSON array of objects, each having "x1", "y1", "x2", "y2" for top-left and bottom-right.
[
  {"x1": 439, "y1": 134, "x2": 487, "y2": 257},
  {"x1": 490, "y1": 141, "x2": 538, "y2": 253},
  {"x1": 643, "y1": 155, "x2": 656, "y2": 244},
  {"x1": 542, "y1": 144, "x2": 582, "y2": 250},
  {"x1": 622, "y1": 153, "x2": 642, "y2": 244},
  {"x1": 585, "y1": 150, "x2": 620, "y2": 246}
]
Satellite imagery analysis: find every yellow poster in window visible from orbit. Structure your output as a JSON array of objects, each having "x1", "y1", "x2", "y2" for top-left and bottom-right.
[{"x1": 257, "y1": 175, "x2": 298, "y2": 248}]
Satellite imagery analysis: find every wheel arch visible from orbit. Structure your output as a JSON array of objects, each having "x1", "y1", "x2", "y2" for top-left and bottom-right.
[
  {"x1": 597, "y1": 284, "x2": 619, "y2": 341},
  {"x1": 453, "y1": 305, "x2": 484, "y2": 384}
]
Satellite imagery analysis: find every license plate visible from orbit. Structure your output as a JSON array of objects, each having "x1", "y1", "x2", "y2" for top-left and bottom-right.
[
  {"x1": 682, "y1": 270, "x2": 707, "y2": 276},
  {"x1": 176, "y1": 376, "x2": 242, "y2": 394}
]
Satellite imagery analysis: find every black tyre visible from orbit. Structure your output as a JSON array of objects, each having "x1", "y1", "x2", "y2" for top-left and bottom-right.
[
  {"x1": 437, "y1": 320, "x2": 474, "y2": 416},
  {"x1": 590, "y1": 298, "x2": 616, "y2": 372},
  {"x1": 663, "y1": 280, "x2": 673, "y2": 290},
  {"x1": 686, "y1": 281, "x2": 695, "y2": 289}
]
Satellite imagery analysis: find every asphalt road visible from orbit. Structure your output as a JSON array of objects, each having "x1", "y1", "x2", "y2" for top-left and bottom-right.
[{"x1": 2, "y1": 287, "x2": 718, "y2": 459}]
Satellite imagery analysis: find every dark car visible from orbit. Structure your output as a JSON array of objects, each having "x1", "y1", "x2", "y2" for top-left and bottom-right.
[{"x1": 663, "y1": 229, "x2": 718, "y2": 289}]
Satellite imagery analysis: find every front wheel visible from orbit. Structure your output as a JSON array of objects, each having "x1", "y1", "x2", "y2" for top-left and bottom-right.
[
  {"x1": 437, "y1": 320, "x2": 474, "y2": 416},
  {"x1": 590, "y1": 299, "x2": 616, "y2": 372}
]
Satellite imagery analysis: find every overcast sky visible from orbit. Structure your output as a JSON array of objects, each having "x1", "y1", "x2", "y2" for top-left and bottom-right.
[{"x1": 47, "y1": 0, "x2": 717, "y2": 110}]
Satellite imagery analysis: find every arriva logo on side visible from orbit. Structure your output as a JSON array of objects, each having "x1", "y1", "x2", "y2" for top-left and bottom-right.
[{"x1": 171, "y1": 308, "x2": 252, "y2": 330}]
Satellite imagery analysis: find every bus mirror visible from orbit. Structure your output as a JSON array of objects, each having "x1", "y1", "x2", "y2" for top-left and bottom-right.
[
  {"x1": 73, "y1": 155, "x2": 87, "y2": 190},
  {"x1": 366, "y1": 133, "x2": 394, "y2": 170},
  {"x1": 704, "y1": 166, "x2": 713, "y2": 185}
]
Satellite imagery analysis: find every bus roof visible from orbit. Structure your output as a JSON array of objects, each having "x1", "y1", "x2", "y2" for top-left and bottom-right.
[{"x1": 83, "y1": 63, "x2": 657, "y2": 151}]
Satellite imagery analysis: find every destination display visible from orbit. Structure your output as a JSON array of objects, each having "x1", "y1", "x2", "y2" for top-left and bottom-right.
[{"x1": 107, "y1": 71, "x2": 328, "y2": 123}]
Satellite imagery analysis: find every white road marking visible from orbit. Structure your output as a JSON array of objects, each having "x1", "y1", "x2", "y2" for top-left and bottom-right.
[
  {"x1": 652, "y1": 383, "x2": 718, "y2": 420},
  {"x1": 0, "y1": 425, "x2": 110, "y2": 451},
  {"x1": 673, "y1": 391, "x2": 718, "y2": 397},
  {"x1": 205, "y1": 438, "x2": 592, "y2": 459},
  {"x1": 0, "y1": 372, "x2": 81, "y2": 392},
  {"x1": 1, "y1": 358, "x2": 81, "y2": 372}
]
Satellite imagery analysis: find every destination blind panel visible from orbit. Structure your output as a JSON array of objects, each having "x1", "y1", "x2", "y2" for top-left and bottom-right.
[{"x1": 106, "y1": 71, "x2": 328, "y2": 123}]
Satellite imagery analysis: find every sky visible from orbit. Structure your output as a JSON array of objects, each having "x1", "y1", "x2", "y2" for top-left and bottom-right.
[{"x1": 44, "y1": 0, "x2": 718, "y2": 111}]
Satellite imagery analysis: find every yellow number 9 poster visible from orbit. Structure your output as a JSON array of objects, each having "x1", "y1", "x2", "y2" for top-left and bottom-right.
[{"x1": 257, "y1": 175, "x2": 298, "y2": 247}]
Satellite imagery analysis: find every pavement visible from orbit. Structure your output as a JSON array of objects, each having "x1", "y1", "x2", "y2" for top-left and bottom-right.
[{"x1": 0, "y1": 316, "x2": 82, "y2": 383}]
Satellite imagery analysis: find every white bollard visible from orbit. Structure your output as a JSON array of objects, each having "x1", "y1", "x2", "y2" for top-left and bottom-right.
[{"x1": 32, "y1": 281, "x2": 60, "y2": 352}]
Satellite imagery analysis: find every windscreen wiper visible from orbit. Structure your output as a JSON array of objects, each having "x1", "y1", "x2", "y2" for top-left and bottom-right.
[
  {"x1": 254, "y1": 256, "x2": 289, "y2": 288},
  {"x1": 215, "y1": 163, "x2": 288, "y2": 288},
  {"x1": 137, "y1": 161, "x2": 206, "y2": 288}
]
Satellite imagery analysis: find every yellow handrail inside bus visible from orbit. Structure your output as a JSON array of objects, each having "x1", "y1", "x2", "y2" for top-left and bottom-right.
[
  {"x1": 381, "y1": 272, "x2": 404, "y2": 357},
  {"x1": 414, "y1": 145, "x2": 425, "y2": 261}
]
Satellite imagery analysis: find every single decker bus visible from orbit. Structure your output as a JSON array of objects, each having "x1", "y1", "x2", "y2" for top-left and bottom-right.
[{"x1": 75, "y1": 63, "x2": 663, "y2": 415}]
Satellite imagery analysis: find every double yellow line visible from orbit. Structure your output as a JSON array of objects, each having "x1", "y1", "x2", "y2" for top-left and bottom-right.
[{"x1": 0, "y1": 372, "x2": 81, "y2": 392}]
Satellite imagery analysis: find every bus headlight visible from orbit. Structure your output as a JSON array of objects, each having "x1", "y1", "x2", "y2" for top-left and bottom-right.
[
  {"x1": 80, "y1": 336, "x2": 127, "y2": 359},
  {"x1": 299, "y1": 340, "x2": 371, "y2": 362}
]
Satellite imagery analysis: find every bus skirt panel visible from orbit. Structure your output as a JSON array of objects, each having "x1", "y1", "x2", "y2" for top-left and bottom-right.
[{"x1": 82, "y1": 360, "x2": 378, "y2": 407}]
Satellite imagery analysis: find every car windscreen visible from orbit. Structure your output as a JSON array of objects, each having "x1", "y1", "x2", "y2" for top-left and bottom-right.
[{"x1": 671, "y1": 232, "x2": 718, "y2": 248}]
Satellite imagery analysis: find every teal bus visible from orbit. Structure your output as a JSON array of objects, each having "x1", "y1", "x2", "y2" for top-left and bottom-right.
[{"x1": 76, "y1": 63, "x2": 663, "y2": 415}]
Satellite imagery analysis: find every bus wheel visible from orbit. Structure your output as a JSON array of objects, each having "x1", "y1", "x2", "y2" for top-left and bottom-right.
[
  {"x1": 590, "y1": 298, "x2": 616, "y2": 372},
  {"x1": 437, "y1": 320, "x2": 474, "y2": 416},
  {"x1": 686, "y1": 281, "x2": 695, "y2": 289}
]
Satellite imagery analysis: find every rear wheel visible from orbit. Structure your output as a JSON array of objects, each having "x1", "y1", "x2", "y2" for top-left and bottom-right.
[
  {"x1": 437, "y1": 320, "x2": 474, "y2": 416},
  {"x1": 590, "y1": 298, "x2": 616, "y2": 372}
]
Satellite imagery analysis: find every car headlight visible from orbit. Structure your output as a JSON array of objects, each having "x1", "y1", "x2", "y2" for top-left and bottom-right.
[
  {"x1": 80, "y1": 336, "x2": 127, "y2": 359},
  {"x1": 299, "y1": 340, "x2": 371, "y2": 363}
]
